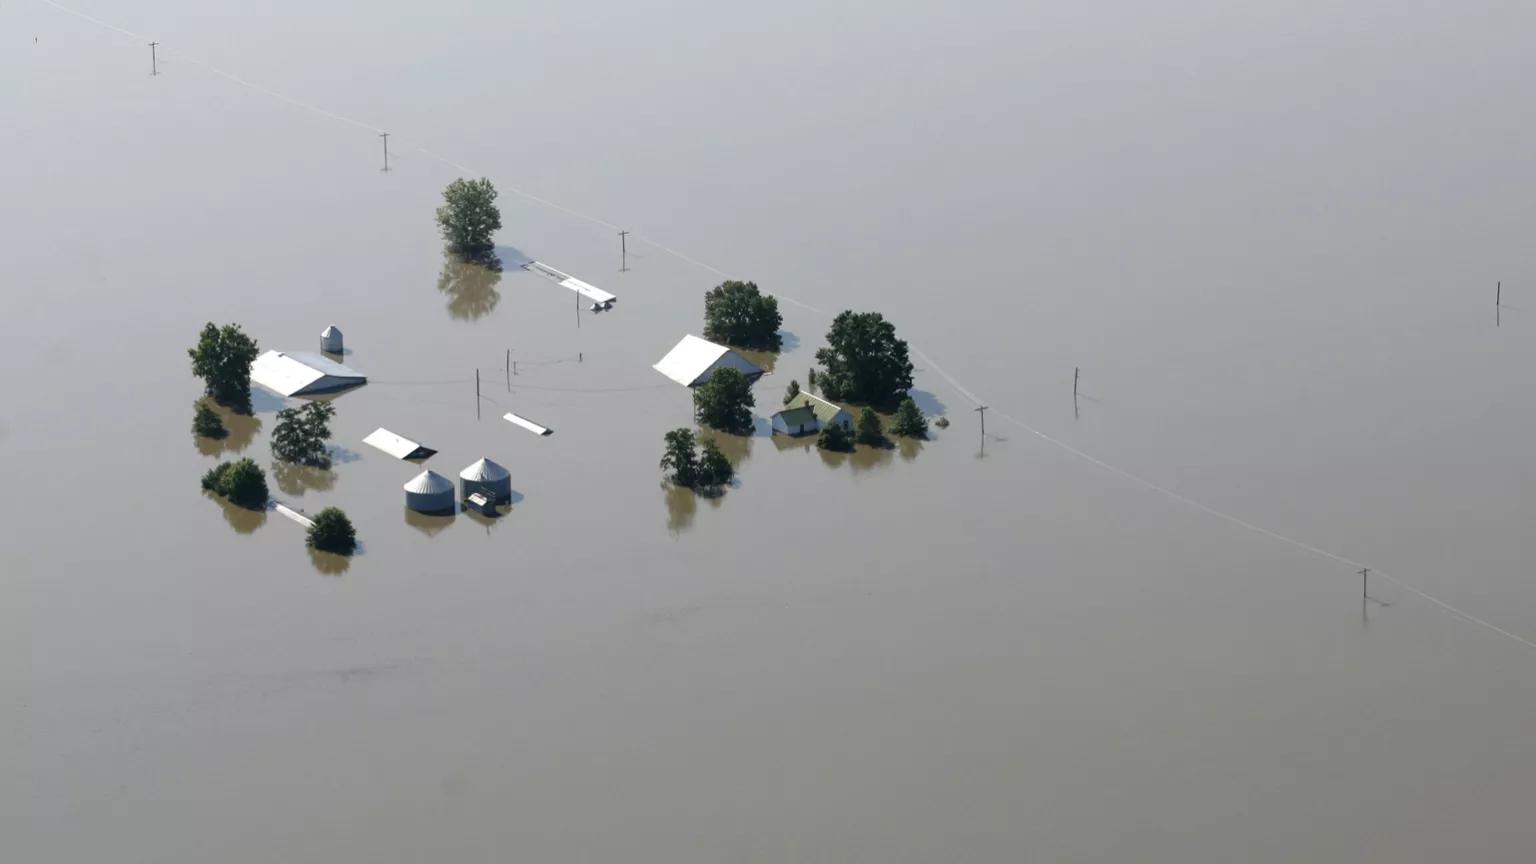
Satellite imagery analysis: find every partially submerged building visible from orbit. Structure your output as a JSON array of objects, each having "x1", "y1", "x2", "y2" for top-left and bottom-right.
[
  {"x1": 363, "y1": 428, "x2": 437, "y2": 461},
  {"x1": 652, "y1": 334, "x2": 764, "y2": 388},
  {"x1": 459, "y1": 458, "x2": 512, "y2": 505},
  {"x1": 251, "y1": 350, "x2": 366, "y2": 397},
  {"x1": 403, "y1": 469, "x2": 455, "y2": 514},
  {"x1": 771, "y1": 391, "x2": 854, "y2": 436},
  {"x1": 320, "y1": 325, "x2": 344, "y2": 354}
]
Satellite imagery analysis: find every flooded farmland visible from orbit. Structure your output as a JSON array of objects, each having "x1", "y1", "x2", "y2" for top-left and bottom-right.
[{"x1": 4, "y1": 1, "x2": 1536, "y2": 861}]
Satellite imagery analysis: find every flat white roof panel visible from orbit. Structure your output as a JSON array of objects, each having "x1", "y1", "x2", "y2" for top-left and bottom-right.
[
  {"x1": 503, "y1": 412, "x2": 552, "y2": 436},
  {"x1": 525, "y1": 260, "x2": 617, "y2": 304},
  {"x1": 363, "y1": 428, "x2": 437, "y2": 460}
]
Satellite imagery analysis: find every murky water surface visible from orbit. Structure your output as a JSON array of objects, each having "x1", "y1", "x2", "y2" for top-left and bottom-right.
[{"x1": 4, "y1": 2, "x2": 1535, "y2": 861}]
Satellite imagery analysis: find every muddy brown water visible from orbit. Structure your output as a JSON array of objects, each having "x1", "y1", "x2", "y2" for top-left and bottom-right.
[{"x1": 4, "y1": 1, "x2": 1536, "y2": 861}]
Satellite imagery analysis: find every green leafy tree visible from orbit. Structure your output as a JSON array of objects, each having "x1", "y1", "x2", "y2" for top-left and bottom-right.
[
  {"x1": 693, "y1": 367, "x2": 755, "y2": 434},
  {"x1": 697, "y1": 439, "x2": 735, "y2": 490},
  {"x1": 660, "y1": 428, "x2": 700, "y2": 488},
  {"x1": 813, "y1": 311, "x2": 914, "y2": 405},
  {"x1": 306, "y1": 507, "x2": 357, "y2": 555},
  {"x1": 188, "y1": 322, "x2": 260, "y2": 410},
  {"x1": 817, "y1": 421, "x2": 853, "y2": 453},
  {"x1": 782, "y1": 379, "x2": 801, "y2": 406},
  {"x1": 192, "y1": 401, "x2": 227, "y2": 439},
  {"x1": 201, "y1": 457, "x2": 268, "y2": 509},
  {"x1": 891, "y1": 397, "x2": 929, "y2": 439},
  {"x1": 436, "y1": 178, "x2": 502, "y2": 258},
  {"x1": 271, "y1": 401, "x2": 335, "y2": 468},
  {"x1": 856, "y1": 407, "x2": 885, "y2": 446},
  {"x1": 702, "y1": 280, "x2": 782, "y2": 349}
]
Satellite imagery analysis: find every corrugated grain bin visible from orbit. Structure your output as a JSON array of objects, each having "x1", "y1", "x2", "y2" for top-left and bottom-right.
[
  {"x1": 320, "y1": 325, "x2": 343, "y2": 354},
  {"x1": 459, "y1": 458, "x2": 512, "y2": 504},
  {"x1": 403, "y1": 469, "x2": 455, "y2": 514}
]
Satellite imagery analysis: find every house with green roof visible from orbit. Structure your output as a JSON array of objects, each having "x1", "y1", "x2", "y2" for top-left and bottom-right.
[{"x1": 771, "y1": 391, "x2": 853, "y2": 437}]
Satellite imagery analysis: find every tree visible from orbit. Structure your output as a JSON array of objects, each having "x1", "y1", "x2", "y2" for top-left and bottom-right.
[
  {"x1": 783, "y1": 379, "x2": 801, "y2": 406},
  {"x1": 436, "y1": 178, "x2": 502, "y2": 258},
  {"x1": 702, "y1": 280, "x2": 782, "y2": 349},
  {"x1": 891, "y1": 397, "x2": 929, "y2": 439},
  {"x1": 813, "y1": 311, "x2": 913, "y2": 405},
  {"x1": 660, "y1": 428, "x2": 700, "y2": 488},
  {"x1": 817, "y1": 421, "x2": 853, "y2": 452},
  {"x1": 697, "y1": 439, "x2": 735, "y2": 490},
  {"x1": 693, "y1": 367, "x2": 755, "y2": 434},
  {"x1": 307, "y1": 507, "x2": 357, "y2": 555},
  {"x1": 188, "y1": 322, "x2": 260, "y2": 410},
  {"x1": 271, "y1": 401, "x2": 335, "y2": 468},
  {"x1": 201, "y1": 457, "x2": 268, "y2": 509},
  {"x1": 192, "y1": 401, "x2": 227, "y2": 439},
  {"x1": 856, "y1": 407, "x2": 885, "y2": 446}
]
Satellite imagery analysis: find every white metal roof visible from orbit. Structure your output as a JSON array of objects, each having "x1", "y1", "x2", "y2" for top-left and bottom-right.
[
  {"x1": 503, "y1": 412, "x2": 552, "y2": 436},
  {"x1": 524, "y1": 260, "x2": 617, "y2": 304},
  {"x1": 652, "y1": 334, "x2": 764, "y2": 387},
  {"x1": 363, "y1": 428, "x2": 437, "y2": 460},
  {"x1": 459, "y1": 458, "x2": 511, "y2": 482},
  {"x1": 251, "y1": 350, "x2": 366, "y2": 397},
  {"x1": 403, "y1": 470, "x2": 454, "y2": 494},
  {"x1": 320, "y1": 325, "x2": 341, "y2": 337}
]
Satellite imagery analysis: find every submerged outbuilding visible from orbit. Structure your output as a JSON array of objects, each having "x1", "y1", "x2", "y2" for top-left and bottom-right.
[
  {"x1": 652, "y1": 334, "x2": 764, "y2": 388},
  {"x1": 403, "y1": 469, "x2": 455, "y2": 514},
  {"x1": 459, "y1": 458, "x2": 512, "y2": 505},
  {"x1": 320, "y1": 325, "x2": 343, "y2": 354},
  {"x1": 251, "y1": 350, "x2": 366, "y2": 397},
  {"x1": 772, "y1": 391, "x2": 854, "y2": 436}
]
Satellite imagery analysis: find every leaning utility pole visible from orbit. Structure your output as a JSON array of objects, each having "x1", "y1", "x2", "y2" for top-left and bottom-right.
[
  {"x1": 148, "y1": 41, "x2": 159, "y2": 75},
  {"x1": 1359, "y1": 567, "x2": 1369, "y2": 598},
  {"x1": 974, "y1": 404, "x2": 988, "y2": 438},
  {"x1": 618, "y1": 230, "x2": 630, "y2": 272},
  {"x1": 379, "y1": 132, "x2": 390, "y2": 172}
]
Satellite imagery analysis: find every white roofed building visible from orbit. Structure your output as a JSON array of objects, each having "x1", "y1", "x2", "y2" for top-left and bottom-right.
[
  {"x1": 251, "y1": 350, "x2": 366, "y2": 397},
  {"x1": 652, "y1": 334, "x2": 764, "y2": 388}
]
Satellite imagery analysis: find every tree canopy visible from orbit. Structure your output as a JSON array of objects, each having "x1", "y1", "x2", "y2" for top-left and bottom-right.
[
  {"x1": 702, "y1": 280, "x2": 782, "y2": 349},
  {"x1": 856, "y1": 407, "x2": 885, "y2": 447},
  {"x1": 697, "y1": 439, "x2": 735, "y2": 491},
  {"x1": 782, "y1": 379, "x2": 801, "y2": 406},
  {"x1": 436, "y1": 178, "x2": 502, "y2": 258},
  {"x1": 188, "y1": 322, "x2": 259, "y2": 411},
  {"x1": 891, "y1": 397, "x2": 929, "y2": 439},
  {"x1": 307, "y1": 507, "x2": 357, "y2": 555},
  {"x1": 201, "y1": 457, "x2": 268, "y2": 509},
  {"x1": 693, "y1": 367, "x2": 755, "y2": 434},
  {"x1": 660, "y1": 428, "x2": 700, "y2": 488},
  {"x1": 192, "y1": 401, "x2": 227, "y2": 439},
  {"x1": 271, "y1": 401, "x2": 335, "y2": 468},
  {"x1": 817, "y1": 421, "x2": 854, "y2": 452},
  {"x1": 813, "y1": 311, "x2": 913, "y2": 405}
]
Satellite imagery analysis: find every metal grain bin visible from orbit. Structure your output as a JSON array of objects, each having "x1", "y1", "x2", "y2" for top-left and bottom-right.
[
  {"x1": 458, "y1": 458, "x2": 512, "y2": 504},
  {"x1": 403, "y1": 469, "x2": 455, "y2": 514},
  {"x1": 320, "y1": 325, "x2": 344, "y2": 354}
]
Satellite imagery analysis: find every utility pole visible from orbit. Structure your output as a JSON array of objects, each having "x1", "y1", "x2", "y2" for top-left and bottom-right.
[
  {"x1": 1359, "y1": 567, "x2": 1369, "y2": 598},
  {"x1": 506, "y1": 349, "x2": 510, "y2": 390},
  {"x1": 1496, "y1": 281, "x2": 1501, "y2": 327},
  {"x1": 148, "y1": 41, "x2": 159, "y2": 75},
  {"x1": 1074, "y1": 367, "x2": 1080, "y2": 419},
  {"x1": 476, "y1": 369, "x2": 481, "y2": 420},
  {"x1": 618, "y1": 230, "x2": 630, "y2": 272},
  {"x1": 379, "y1": 132, "x2": 390, "y2": 172},
  {"x1": 974, "y1": 404, "x2": 988, "y2": 438}
]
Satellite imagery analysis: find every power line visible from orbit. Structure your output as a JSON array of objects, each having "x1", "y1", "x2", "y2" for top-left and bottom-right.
[{"x1": 35, "y1": 0, "x2": 1536, "y2": 656}]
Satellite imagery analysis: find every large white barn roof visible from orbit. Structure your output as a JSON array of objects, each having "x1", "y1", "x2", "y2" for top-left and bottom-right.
[
  {"x1": 652, "y1": 334, "x2": 764, "y2": 388},
  {"x1": 251, "y1": 350, "x2": 366, "y2": 397}
]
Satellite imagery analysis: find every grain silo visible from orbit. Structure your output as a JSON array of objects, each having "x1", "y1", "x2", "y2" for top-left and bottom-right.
[
  {"x1": 459, "y1": 458, "x2": 512, "y2": 505},
  {"x1": 320, "y1": 325, "x2": 344, "y2": 354},
  {"x1": 403, "y1": 469, "x2": 455, "y2": 514}
]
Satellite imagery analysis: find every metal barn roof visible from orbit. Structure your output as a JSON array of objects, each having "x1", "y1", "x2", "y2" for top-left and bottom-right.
[
  {"x1": 524, "y1": 260, "x2": 617, "y2": 304},
  {"x1": 403, "y1": 470, "x2": 455, "y2": 494},
  {"x1": 652, "y1": 334, "x2": 764, "y2": 388},
  {"x1": 459, "y1": 458, "x2": 510, "y2": 482},
  {"x1": 784, "y1": 391, "x2": 849, "y2": 425},
  {"x1": 251, "y1": 350, "x2": 366, "y2": 397},
  {"x1": 363, "y1": 428, "x2": 437, "y2": 460}
]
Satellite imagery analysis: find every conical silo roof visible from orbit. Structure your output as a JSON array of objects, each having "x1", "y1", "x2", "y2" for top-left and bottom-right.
[
  {"x1": 403, "y1": 469, "x2": 454, "y2": 494},
  {"x1": 321, "y1": 325, "x2": 342, "y2": 338},
  {"x1": 459, "y1": 458, "x2": 510, "y2": 482}
]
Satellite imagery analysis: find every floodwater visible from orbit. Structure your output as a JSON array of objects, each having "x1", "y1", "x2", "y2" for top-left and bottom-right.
[{"x1": 4, "y1": 1, "x2": 1536, "y2": 861}]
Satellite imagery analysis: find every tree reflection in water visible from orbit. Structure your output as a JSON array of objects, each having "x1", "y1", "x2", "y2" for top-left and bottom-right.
[{"x1": 437, "y1": 252, "x2": 503, "y2": 321}]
